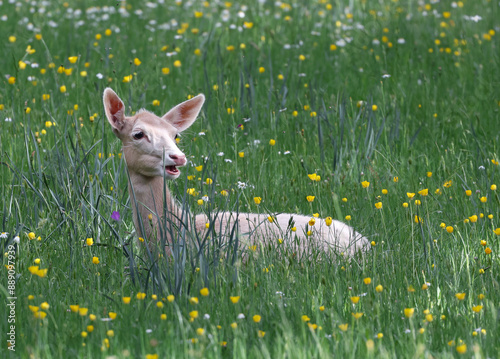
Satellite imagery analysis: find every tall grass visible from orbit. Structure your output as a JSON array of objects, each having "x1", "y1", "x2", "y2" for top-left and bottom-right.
[{"x1": 1, "y1": 0, "x2": 499, "y2": 357}]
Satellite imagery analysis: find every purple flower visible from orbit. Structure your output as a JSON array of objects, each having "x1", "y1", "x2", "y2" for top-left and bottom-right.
[{"x1": 111, "y1": 211, "x2": 120, "y2": 221}]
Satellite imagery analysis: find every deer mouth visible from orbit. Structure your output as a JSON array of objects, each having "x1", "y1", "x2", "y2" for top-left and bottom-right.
[{"x1": 165, "y1": 165, "x2": 179, "y2": 175}]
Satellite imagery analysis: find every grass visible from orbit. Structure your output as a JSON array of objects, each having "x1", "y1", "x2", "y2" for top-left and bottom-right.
[{"x1": 1, "y1": 0, "x2": 499, "y2": 357}]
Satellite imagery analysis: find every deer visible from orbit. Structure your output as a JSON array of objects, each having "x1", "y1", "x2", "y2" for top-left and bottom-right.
[{"x1": 103, "y1": 87, "x2": 369, "y2": 260}]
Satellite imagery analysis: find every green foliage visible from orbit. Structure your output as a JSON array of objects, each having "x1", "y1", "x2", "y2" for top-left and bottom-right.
[{"x1": 1, "y1": 0, "x2": 499, "y2": 357}]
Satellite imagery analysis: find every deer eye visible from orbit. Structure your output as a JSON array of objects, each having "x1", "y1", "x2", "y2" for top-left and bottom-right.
[{"x1": 133, "y1": 132, "x2": 145, "y2": 140}]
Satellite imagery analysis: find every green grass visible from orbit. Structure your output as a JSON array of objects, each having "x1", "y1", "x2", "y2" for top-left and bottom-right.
[{"x1": 1, "y1": 0, "x2": 499, "y2": 357}]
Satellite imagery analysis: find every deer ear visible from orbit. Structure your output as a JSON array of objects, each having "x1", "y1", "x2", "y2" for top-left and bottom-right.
[
  {"x1": 162, "y1": 94, "x2": 205, "y2": 132},
  {"x1": 103, "y1": 88, "x2": 126, "y2": 134}
]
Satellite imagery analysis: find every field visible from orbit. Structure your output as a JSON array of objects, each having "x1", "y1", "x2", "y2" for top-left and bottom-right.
[{"x1": 1, "y1": 0, "x2": 500, "y2": 357}]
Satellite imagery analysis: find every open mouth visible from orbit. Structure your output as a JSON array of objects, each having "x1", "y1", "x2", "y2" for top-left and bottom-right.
[{"x1": 165, "y1": 165, "x2": 180, "y2": 175}]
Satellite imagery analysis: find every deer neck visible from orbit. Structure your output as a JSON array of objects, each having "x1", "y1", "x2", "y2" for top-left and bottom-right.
[{"x1": 127, "y1": 171, "x2": 181, "y2": 243}]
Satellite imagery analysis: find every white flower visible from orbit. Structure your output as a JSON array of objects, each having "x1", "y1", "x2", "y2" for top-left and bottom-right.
[
  {"x1": 96, "y1": 73, "x2": 104, "y2": 79},
  {"x1": 5, "y1": 117, "x2": 12, "y2": 122},
  {"x1": 166, "y1": 52, "x2": 178, "y2": 57},
  {"x1": 382, "y1": 74, "x2": 391, "y2": 78},
  {"x1": 237, "y1": 181, "x2": 247, "y2": 189},
  {"x1": 0, "y1": 232, "x2": 8, "y2": 238},
  {"x1": 284, "y1": 151, "x2": 291, "y2": 155},
  {"x1": 372, "y1": 39, "x2": 380, "y2": 45},
  {"x1": 243, "y1": 118, "x2": 251, "y2": 122},
  {"x1": 198, "y1": 132, "x2": 205, "y2": 136},
  {"x1": 397, "y1": 38, "x2": 406, "y2": 44},
  {"x1": 202, "y1": 196, "x2": 209, "y2": 202},
  {"x1": 253, "y1": 140, "x2": 261, "y2": 145},
  {"x1": 224, "y1": 159, "x2": 232, "y2": 163},
  {"x1": 204, "y1": 314, "x2": 210, "y2": 320},
  {"x1": 335, "y1": 39, "x2": 346, "y2": 47},
  {"x1": 217, "y1": 152, "x2": 224, "y2": 156},
  {"x1": 237, "y1": 313, "x2": 245, "y2": 319},
  {"x1": 479, "y1": 166, "x2": 485, "y2": 170},
  {"x1": 404, "y1": 329, "x2": 411, "y2": 334},
  {"x1": 13, "y1": 236, "x2": 20, "y2": 244},
  {"x1": 146, "y1": 329, "x2": 153, "y2": 333}
]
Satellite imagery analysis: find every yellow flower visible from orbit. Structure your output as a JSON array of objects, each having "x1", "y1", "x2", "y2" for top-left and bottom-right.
[
  {"x1": 40, "y1": 302, "x2": 49, "y2": 310},
  {"x1": 146, "y1": 355, "x2": 159, "y2": 359},
  {"x1": 238, "y1": 151, "x2": 244, "y2": 158},
  {"x1": 189, "y1": 310, "x2": 198, "y2": 319},
  {"x1": 92, "y1": 256, "x2": 100, "y2": 264},
  {"x1": 491, "y1": 184, "x2": 497, "y2": 191},
  {"x1": 105, "y1": 29, "x2": 112, "y2": 36},
  {"x1": 79, "y1": 307, "x2": 88, "y2": 316},
  {"x1": 259, "y1": 67, "x2": 265, "y2": 73},
  {"x1": 34, "y1": 311, "x2": 47, "y2": 319},
  {"x1": 189, "y1": 297, "x2": 199, "y2": 305},
  {"x1": 162, "y1": 67, "x2": 170, "y2": 75},
  {"x1": 426, "y1": 171, "x2": 432, "y2": 177},
  {"x1": 86, "y1": 237, "x2": 94, "y2": 246},
  {"x1": 123, "y1": 75, "x2": 133, "y2": 83},
  {"x1": 306, "y1": 195, "x2": 315, "y2": 202},
  {"x1": 350, "y1": 296, "x2": 360, "y2": 304},
  {"x1": 465, "y1": 190, "x2": 472, "y2": 196},
  {"x1": 374, "y1": 202, "x2": 382, "y2": 209},
  {"x1": 298, "y1": 54, "x2": 305, "y2": 61},
  {"x1": 393, "y1": 176, "x2": 399, "y2": 182},
  {"x1": 133, "y1": 58, "x2": 141, "y2": 66},
  {"x1": 443, "y1": 180, "x2": 452, "y2": 188},
  {"x1": 122, "y1": 297, "x2": 131, "y2": 304},
  {"x1": 205, "y1": 178, "x2": 213, "y2": 185},
  {"x1": 402, "y1": 202, "x2": 409, "y2": 208},
  {"x1": 485, "y1": 247, "x2": 492, "y2": 254},
  {"x1": 200, "y1": 288, "x2": 209, "y2": 297},
  {"x1": 174, "y1": 60, "x2": 181, "y2": 67},
  {"x1": 60, "y1": 85, "x2": 67, "y2": 93},
  {"x1": 252, "y1": 314, "x2": 261, "y2": 323},
  {"x1": 345, "y1": 215, "x2": 352, "y2": 221},
  {"x1": 425, "y1": 314, "x2": 433, "y2": 322},
  {"x1": 230, "y1": 322, "x2": 237, "y2": 329},
  {"x1": 68, "y1": 56, "x2": 78, "y2": 64},
  {"x1": 267, "y1": 216, "x2": 274, "y2": 223},
  {"x1": 107, "y1": 330, "x2": 114, "y2": 337},
  {"x1": 351, "y1": 312, "x2": 363, "y2": 319},
  {"x1": 136, "y1": 292, "x2": 146, "y2": 300},
  {"x1": 196, "y1": 328, "x2": 205, "y2": 336},
  {"x1": 377, "y1": 333, "x2": 383, "y2": 339},
  {"x1": 418, "y1": 188, "x2": 428, "y2": 196},
  {"x1": 89, "y1": 314, "x2": 96, "y2": 321},
  {"x1": 363, "y1": 277, "x2": 371, "y2": 285},
  {"x1": 156, "y1": 301, "x2": 164, "y2": 308},
  {"x1": 469, "y1": 215, "x2": 478, "y2": 223},
  {"x1": 325, "y1": 217, "x2": 333, "y2": 226},
  {"x1": 375, "y1": 285, "x2": 383, "y2": 293},
  {"x1": 494, "y1": 228, "x2": 500, "y2": 235},
  {"x1": 70, "y1": 305, "x2": 80, "y2": 313},
  {"x1": 455, "y1": 293, "x2": 466, "y2": 300},
  {"x1": 28, "y1": 232, "x2": 36, "y2": 240},
  {"x1": 338, "y1": 323, "x2": 349, "y2": 331},
  {"x1": 381, "y1": 189, "x2": 388, "y2": 195},
  {"x1": 407, "y1": 193, "x2": 415, "y2": 199},
  {"x1": 456, "y1": 344, "x2": 467, "y2": 354},
  {"x1": 309, "y1": 218, "x2": 316, "y2": 226},
  {"x1": 229, "y1": 296, "x2": 240, "y2": 304},
  {"x1": 253, "y1": 197, "x2": 262, "y2": 205},
  {"x1": 301, "y1": 315, "x2": 310, "y2": 322},
  {"x1": 258, "y1": 330, "x2": 266, "y2": 338},
  {"x1": 109, "y1": 312, "x2": 117, "y2": 320},
  {"x1": 446, "y1": 226, "x2": 453, "y2": 233},
  {"x1": 372, "y1": 105, "x2": 378, "y2": 111},
  {"x1": 480, "y1": 196, "x2": 487, "y2": 203},
  {"x1": 361, "y1": 181, "x2": 370, "y2": 188},
  {"x1": 404, "y1": 308, "x2": 414, "y2": 318}
]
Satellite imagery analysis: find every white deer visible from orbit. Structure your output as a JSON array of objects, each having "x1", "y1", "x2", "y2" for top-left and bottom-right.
[{"x1": 103, "y1": 88, "x2": 369, "y2": 258}]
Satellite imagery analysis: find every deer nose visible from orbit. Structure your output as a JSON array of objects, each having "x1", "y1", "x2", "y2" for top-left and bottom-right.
[{"x1": 169, "y1": 153, "x2": 186, "y2": 165}]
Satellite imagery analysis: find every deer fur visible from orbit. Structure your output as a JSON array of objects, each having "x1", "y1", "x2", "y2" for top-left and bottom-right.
[{"x1": 103, "y1": 87, "x2": 369, "y2": 258}]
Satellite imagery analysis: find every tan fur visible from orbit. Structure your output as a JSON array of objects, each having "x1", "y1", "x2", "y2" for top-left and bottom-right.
[{"x1": 103, "y1": 88, "x2": 369, "y2": 257}]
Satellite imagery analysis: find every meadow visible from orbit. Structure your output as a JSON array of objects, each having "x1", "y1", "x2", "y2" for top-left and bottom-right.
[{"x1": 1, "y1": 0, "x2": 499, "y2": 357}]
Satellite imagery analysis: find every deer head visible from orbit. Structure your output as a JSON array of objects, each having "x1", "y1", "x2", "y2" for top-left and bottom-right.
[{"x1": 103, "y1": 88, "x2": 205, "y2": 179}]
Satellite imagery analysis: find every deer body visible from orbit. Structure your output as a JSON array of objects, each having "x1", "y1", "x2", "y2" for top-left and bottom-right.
[{"x1": 104, "y1": 88, "x2": 369, "y2": 257}]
